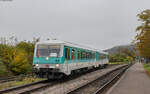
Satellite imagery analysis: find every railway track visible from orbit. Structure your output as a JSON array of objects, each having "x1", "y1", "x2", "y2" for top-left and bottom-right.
[
  {"x1": 0, "y1": 67, "x2": 99, "y2": 94},
  {"x1": 66, "y1": 64, "x2": 132, "y2": 94},
  {"x1": 31, "y1": 64, "x2": 128, "y2": 94},
  {"x1": 0, "y1": 75, "x2": 32, "y2": 83},
  {"x1": 0, "y1": 64, "x2": 127, "y2": 94},
  {"x1": 0, "y1": 79, "x2": 49, "y2": 94},
  {"x1": 1, "y1": 67, "x2": 103, "y2": 94},
  {"x1": 0, "y1": 76, "x2": 17, "y2": 83}
]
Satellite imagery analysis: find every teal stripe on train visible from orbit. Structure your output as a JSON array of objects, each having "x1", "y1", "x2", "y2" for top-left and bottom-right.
[
  {"x1": 33, "y1": 57, "x2": 65, "y2": 64},
  {"x1": 33, "y1": 57, "x2": 97, "y2": 64},
  {"x1": 66, "y1": 59, "x2": 96, "y2": 63}
]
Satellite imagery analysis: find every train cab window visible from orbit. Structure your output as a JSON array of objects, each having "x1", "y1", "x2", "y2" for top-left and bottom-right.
[
  {"x1": 37, "y1": 45, "x2": 61, "y2": 57},
  {"x1": 65, "y1": 48, "x2": 70, "y2": 60},
  {"x1": 71, "y1": 49, "x2": 75, "y2": 60}
]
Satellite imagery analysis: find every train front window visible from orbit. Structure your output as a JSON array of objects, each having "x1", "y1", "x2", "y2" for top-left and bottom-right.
[{"x1": 37, "y1": 45, "x2": 61, "y2": 57}]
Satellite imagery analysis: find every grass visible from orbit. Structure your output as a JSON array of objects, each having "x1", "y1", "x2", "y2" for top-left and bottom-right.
[
  {"x1": 144, "y1": 63, "x2": 150, "y2": 77},
  {"x1": 109, "y1": 62, "x2": 126, "y2": 65},
  {"x1": 0, "y1": 77, "x2": 45, "y2": 90}
]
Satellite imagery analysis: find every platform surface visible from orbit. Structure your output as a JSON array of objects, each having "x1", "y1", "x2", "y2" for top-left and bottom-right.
[{"x1": 107, "y1": 63, "x2": 150, "y2": 94}]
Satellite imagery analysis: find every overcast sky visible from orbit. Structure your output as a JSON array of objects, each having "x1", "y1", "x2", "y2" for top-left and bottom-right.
[{"x1": 0, "y1": 0, "x2": 150, "y2": 50}]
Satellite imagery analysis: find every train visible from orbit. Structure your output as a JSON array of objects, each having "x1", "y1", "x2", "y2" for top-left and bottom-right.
[{"x1": 33, "y1": 40, "x2": 109, "y2": 79}]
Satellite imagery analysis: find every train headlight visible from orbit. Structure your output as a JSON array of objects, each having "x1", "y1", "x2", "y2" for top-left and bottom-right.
[
  {"x1": 35, "y1": 64, "x2": 39, "y2": 67},
  {"x1": 56, "y1": 64, "x2": 59, "y2": 67},
  {"x1": 45, "y1": 57, "x2": 49, "y2": 60}
]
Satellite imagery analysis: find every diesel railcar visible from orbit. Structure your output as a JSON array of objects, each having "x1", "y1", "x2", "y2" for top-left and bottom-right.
[{"x1": 33, "y1": 40, "x2": 109, "y2": 79}]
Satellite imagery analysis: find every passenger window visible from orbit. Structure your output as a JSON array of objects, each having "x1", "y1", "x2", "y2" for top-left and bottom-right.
[
  {"x1": 92, "y1": 53, "x2": 95, "y2": 59},
  {"x1": 83, "y1": 51, "x2": 86, "y2": 59},
  {"x1": 87, "y1": 52, "x2": 89, "y2": 59},
  {"x1": 89, "y1": 52, "x2": 92, "y2": 59},
  {"x1": 99, "y1": 54, "x2": 105, "y2": 59},
  {"x1": 71, "y1": 49, "x2": 75, "y2": 60},
  {"x1": 82, "y1": 51, "x2": 84, "y2": 59},
  {"x1": 94, "y1": 53, "x2": 96, "y2": 59},
  {"x1": 81, "y1": 51, "x2": 83, "y2": 59},
  {"x1": 65, "y1": 48, "x2": 70, "y2": 60},
  {"x1": 86, "y1": 52, "x2": 88, "y2": 59},
  {"x1": 78, "y1": 51, "x2": 80, "y2": 59}
]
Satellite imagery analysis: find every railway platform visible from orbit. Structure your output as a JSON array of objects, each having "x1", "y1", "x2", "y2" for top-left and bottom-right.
[{"x1": 106, "y1": 62, "x2": 150, "y2": 94}]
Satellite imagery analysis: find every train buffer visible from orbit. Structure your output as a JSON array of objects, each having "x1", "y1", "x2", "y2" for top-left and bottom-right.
[{"x1": 106, "y1": 63, "x2": 150, "y2": 94}]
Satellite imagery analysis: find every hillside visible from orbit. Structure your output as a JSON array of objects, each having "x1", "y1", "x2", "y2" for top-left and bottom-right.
[{"x1": 104, "y1": 44, "x2": 134, "y2": 54}]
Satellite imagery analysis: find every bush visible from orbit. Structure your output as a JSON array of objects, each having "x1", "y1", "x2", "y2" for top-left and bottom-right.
[
  {"x1": 0, "y1": 42, "x2": 34, "y2": 75},
  {"x1": 9, "y1": 48, "x2": 32, "y2": 74},
  {"x1": 0, "y1": 62, "x2": 12, "y2": 77}
]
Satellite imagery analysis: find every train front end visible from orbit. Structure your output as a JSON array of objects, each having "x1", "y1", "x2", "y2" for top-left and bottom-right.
[{"x1": 33, "y1": 41, "x2": 65, "y2": 79}]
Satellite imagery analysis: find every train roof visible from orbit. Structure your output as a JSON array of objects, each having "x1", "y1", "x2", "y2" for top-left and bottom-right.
[{"x1": 37, "y1": 40, "x2": 108, "y2": 54}]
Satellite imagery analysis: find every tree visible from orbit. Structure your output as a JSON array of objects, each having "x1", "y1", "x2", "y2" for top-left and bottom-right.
[
  {"x1": 109, "y1": 48, "x2": 135, "y2": 62},
  {"x1": 135, "y1": 9, "x2": 150, "y2": 60},
  {"x1": 0, "y1": 44, "x2": 14, "y2": 71},
  {"x1": 9, "y1": 48, "x2": 31, "y2": 74},
  {"x1": 16, "y1": 41, "x2": 34, "y2": 65},
  {"x1": 0, "y1": 43, "x2": 33, "y2": 75}
]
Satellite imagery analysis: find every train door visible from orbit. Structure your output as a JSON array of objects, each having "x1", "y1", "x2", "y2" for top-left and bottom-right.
[{"x1": 64, "y1": 47, "x2": 70, "y2": 75}]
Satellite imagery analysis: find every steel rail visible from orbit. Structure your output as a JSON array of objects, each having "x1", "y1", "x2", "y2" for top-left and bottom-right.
[
  {"x1": 0, "y1": 74, "x2": 33, "y2": 83},
  {"x1": 0, "y1": 64, "x2": 122, "y2": 94},
  {"x1": 0, "y1": 79, "x2": 48, "y2": 94},
  {"x1": 19, "y1": 82, "x2": 58, "y2": 94},
  {"x1": 93, "y1": 64, "x2": 132, "y2": 94},
  {"x1": 0, "y1": 76, "x2": 19, "y2": 83},
  {"x1": 66, "y1": 64, "x2": 131, "y2": 94},
  {"x1": 93, "y1": 65, "x2": 130, "y2": 94},
  {"x1": 18, "y1": 65, "x2": 117, "y2": 94}
]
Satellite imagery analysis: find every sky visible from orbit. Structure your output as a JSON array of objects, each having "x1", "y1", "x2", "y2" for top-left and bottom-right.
[{"x1": 0, "y1": 0, "x2": 150, "y2": 50}]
